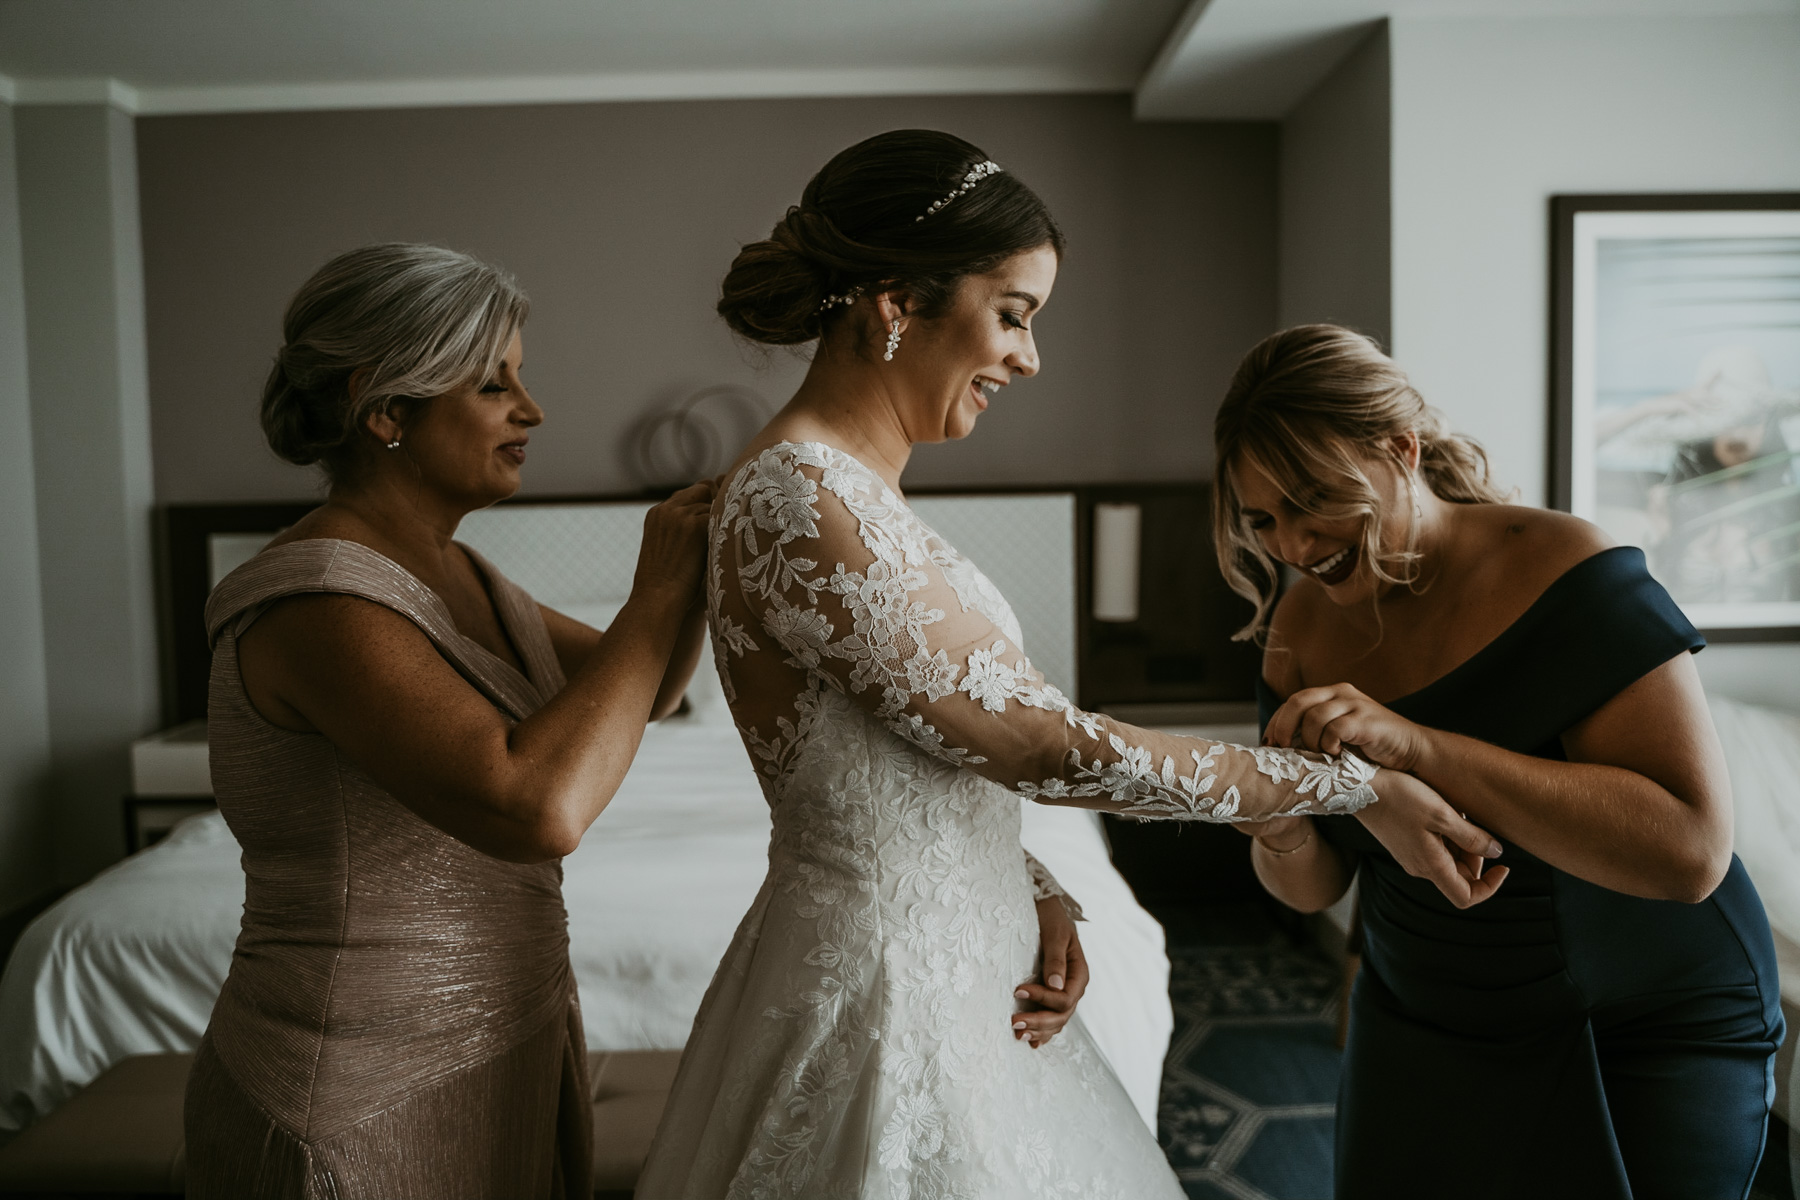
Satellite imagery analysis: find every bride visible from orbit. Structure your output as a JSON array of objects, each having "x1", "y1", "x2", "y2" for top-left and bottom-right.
[{"x1": 637, "y1": 130, "x2": 1505, "y2": 1199}]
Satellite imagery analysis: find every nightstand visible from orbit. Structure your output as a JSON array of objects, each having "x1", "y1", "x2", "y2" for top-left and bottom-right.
[{"x1": 124, "y1": 720, "x2": 216, "y2": 853}]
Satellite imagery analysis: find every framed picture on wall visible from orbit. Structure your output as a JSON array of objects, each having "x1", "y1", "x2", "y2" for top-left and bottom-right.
[{"x1": 1551, "y1": 193, "x2": 1800, "y2": 640}]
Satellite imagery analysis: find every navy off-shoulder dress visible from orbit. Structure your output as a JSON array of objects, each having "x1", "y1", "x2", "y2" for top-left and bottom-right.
[{"x1": 1258, "y1": 547, "x2": 1785, "y2": 1200}]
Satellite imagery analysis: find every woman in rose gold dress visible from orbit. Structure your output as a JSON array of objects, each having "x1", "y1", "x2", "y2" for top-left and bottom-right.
[{"x1": 185, "y1": 243, "x2": 713, "y2": 1199}]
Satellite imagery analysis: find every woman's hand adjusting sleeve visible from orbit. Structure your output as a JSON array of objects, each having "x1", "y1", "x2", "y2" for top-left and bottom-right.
[
  {"x1": 1268, "y1": 685, "x2": 1509, "y2": 908},
  {"x1": 1265, "y1": 683, "x2": 1430, "y2": 772}
]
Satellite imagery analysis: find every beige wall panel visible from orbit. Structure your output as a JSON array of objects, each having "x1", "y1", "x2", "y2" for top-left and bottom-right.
[{"x1": 136, "y1": 94, "x2": 1277, "y2": 501}]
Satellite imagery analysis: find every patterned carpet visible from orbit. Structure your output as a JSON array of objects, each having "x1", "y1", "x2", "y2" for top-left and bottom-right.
[
  {"x1": 1151, "y1": 902, "x2": 1797, "y2": 1200},
  {"x1": 1159, "y1": 950, "x2": 1339, "y2": 1199},
  {"x1": 1153, "y1": 905, "x2": 1342, "y2": 1200}
]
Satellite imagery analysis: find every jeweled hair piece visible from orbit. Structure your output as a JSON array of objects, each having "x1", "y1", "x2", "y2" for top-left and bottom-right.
[
  {"x1": 917, "y1": 160, "x2": 1003, "y2": 222},
  {"x1": 817, "y1": 286, "x2": 864, "y2": 313}
]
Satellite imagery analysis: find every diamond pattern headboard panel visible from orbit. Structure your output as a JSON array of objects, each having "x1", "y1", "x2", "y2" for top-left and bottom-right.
[
  {"x1": 910, "y1": 494, "x2": 1077, "y2": 696},
  {"x1": 458, "y1": 493, "x2": 1080, "y2": 694},
  {"x1": 163, "y1": 491, "x2": 1080, "y2": 724},
  {"x1": 457, "y1": 502, "x2": 656, "y2": 610}
]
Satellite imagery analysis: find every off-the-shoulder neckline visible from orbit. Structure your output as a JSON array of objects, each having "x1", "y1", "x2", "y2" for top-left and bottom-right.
[
  {"x1": 1380, "y1": 544, "x2": 1646, "y2": 710},
  {"x1": 1266, "y1": 549, "x2": 1656, "y2": 714},
  {"x1": 234, "y1": 537, "x2": 538, "y2": 693}
]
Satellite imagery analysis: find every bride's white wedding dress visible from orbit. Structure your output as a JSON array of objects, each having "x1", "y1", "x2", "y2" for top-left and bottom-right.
[{"x1": 637, "y1": 442, "x2": 1379, "y2": 1200}]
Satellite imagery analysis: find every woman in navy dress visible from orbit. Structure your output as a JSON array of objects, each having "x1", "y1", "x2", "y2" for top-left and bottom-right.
[{"x1": 1214, "y1": 325, "x2": 1784, "y2": 1199}]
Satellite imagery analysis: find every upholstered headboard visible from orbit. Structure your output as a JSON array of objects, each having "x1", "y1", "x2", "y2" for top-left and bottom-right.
[
  {"x1": 158, "y1": 489, "x2": 1087, "y2": 724},
  {"x1": 156, "y1": 482, "x2": 1257, "y2": 726},
  {"x1": 452, "y1": 494, "x2": 1081, "y2": 697}
]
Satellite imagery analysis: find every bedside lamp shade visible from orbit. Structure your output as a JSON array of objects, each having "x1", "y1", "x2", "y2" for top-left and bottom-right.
[{"x1": 1092, "y1": 503, "x2": 1142, "y2": 623}]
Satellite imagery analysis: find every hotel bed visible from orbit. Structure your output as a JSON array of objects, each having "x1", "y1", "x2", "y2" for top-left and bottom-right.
[
  {"x1": 0, "y1": 492, "x2": 1177, "y2": 1138},
  {"x1": 1707, "y1": 694, "x2": 1800, "y2": 1131}
]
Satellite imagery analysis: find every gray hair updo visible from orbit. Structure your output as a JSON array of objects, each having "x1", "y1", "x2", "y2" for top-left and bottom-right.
[{"x1": 260, "y1": 243, "x2": 529, "y2": 479}]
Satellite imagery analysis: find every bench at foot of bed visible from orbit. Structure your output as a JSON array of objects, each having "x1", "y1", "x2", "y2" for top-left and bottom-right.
[{"x1": 0, "y1": 1049, "x2": 682, "y2": 1198}]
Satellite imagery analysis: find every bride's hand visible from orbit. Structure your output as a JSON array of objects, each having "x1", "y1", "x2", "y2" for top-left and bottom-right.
[
  {"x1": 1360, "y1": 769, "x2": 1509, "y2": 909},
  {"x1": 1014, "y1": 896, "x2": 1089, "y2": 1048},
  {"x1": 1265, "y1": 683, "x2": 1429, "y2": 771}
]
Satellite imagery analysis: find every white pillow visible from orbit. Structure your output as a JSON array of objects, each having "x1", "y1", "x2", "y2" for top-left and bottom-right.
[
  {"x1": 1710, "y1": 694, "x2": 1800, "y2": 949},
  {"x1": 556, "y1": 600, "x2": 629, "y2": 635}
]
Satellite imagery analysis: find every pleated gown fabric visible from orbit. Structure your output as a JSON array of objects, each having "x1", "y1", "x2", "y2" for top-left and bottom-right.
[{"x1": 186, "y1": 539, "x2": 592, "y2": 1200}]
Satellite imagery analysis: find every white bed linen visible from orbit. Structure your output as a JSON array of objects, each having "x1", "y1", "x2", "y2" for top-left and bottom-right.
[
  {"x1": 0, "y1": 712, "x2": 1171, "y2": 1135},
  {"x1": 1710, "y1": 696, "x2": 1800, "y2": 954},
  {"x1": 1706, "y1": 695, "x2": 1800, "y2": 1134},
  {"x1": 0, "y1": 803, "x2": 243, "y2": 1138}
]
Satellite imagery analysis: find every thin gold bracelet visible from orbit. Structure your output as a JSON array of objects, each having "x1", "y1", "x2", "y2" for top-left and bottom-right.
[{"x1": 1255, "y1": 824, "x2": 1313, "y2": 858}]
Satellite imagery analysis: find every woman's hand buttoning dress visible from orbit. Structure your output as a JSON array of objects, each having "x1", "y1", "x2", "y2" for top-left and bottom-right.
[{"x1": 186, "y1": 244, "x2": 713, "y2": 1200}]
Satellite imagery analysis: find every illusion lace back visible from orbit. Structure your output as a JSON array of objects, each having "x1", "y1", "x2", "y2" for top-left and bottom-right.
[
  {"x1": 186, "y1": 540, "x2": 591, "y2": 1200},
  {"x1": 637, "y1": 443, "x2": 1380, "y2": 1199}
]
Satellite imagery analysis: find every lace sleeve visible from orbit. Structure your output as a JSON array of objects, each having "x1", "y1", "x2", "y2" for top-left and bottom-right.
[
  {"x1": 716, "y1": 443, "x2": 1379, "y2": 823},
  {"x1": 1023, "y1": 850, "x2": 1084, "y2": 922}
]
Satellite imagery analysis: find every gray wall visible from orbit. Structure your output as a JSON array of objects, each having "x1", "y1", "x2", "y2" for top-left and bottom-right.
[
  {"x1": 18, "y1": 103, "x2": 161, "y2": 882},
  {"x1": 1278, "y1": 24, "x2": 1390, "y2": 346},
  {"x1": 1386, "y1": 12, "x2": 1800, "y2": 708},
  {"x1": 136, "y1": 94, "x2": 1277, "y2": 501},
  {"x1": 1390, "y1": 12, "x2": 1800, "y2": 509},
  {"x1": 0, "y1": 100, "x2": 55, "y2": 911}
]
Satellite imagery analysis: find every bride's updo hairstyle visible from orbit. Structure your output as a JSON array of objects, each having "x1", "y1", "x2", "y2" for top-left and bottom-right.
[
  {"x1": 1212, "y1": 324, "x2": 1510, "y2": 640},
  {"x1": 717, "y1": 129, "x2": 1064, "y2": 346},
  {"x1": 261, "y1": 243, "x2": 529, "y2": 481}
]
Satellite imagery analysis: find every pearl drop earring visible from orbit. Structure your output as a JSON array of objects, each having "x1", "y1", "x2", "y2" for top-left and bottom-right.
[{"x1": 884, "y1": 320, "x2": 902, "y2": 362}]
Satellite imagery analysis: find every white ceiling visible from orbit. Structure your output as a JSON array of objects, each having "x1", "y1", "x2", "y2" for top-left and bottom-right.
[
  {"x1": 0, "y1": 0, "x2": 1791, "y2": 116},
  {"x1": 1137, "y1": 0, "x2": 1800, "y2": 119},
  {"x1": 0, "y1": 0, "x2": 1191, "y2": 112}
]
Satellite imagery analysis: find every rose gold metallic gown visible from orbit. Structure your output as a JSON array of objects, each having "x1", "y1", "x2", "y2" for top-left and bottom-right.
[{"x1": 186, "y1": 539, "x2": 591, "y2": 1200}]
